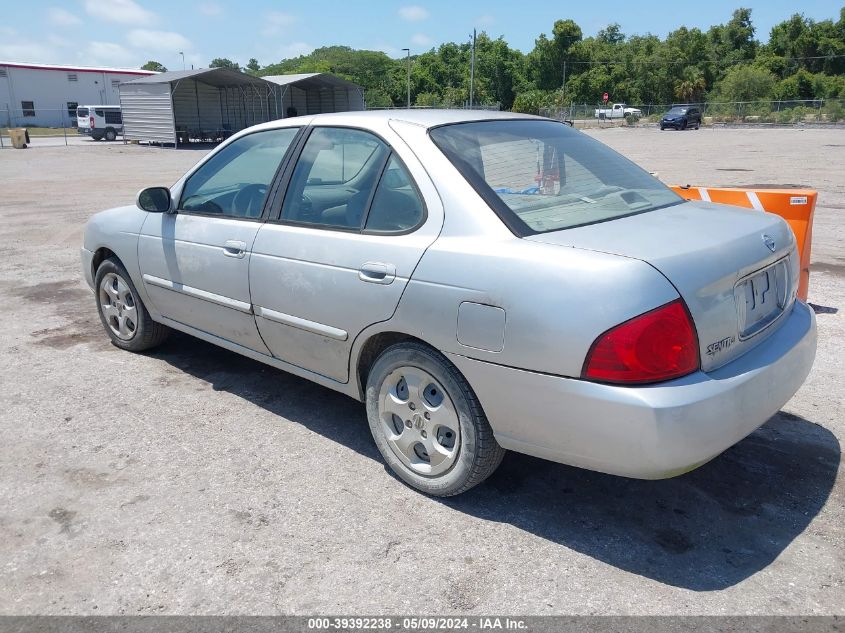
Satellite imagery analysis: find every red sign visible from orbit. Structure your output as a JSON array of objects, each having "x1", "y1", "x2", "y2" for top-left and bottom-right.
[{"x1": 603, "y1": 92, "x2": 609, "y2": 102}]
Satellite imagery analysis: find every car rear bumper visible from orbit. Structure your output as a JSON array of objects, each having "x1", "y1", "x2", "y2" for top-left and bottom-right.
[{"x1": 447, "y1": 301, "x2": 816, "y2": 479}]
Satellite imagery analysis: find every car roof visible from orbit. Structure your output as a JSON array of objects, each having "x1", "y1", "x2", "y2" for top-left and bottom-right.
[{"x1": 249, "y1": 108, "x2": 545, "y2": 133}]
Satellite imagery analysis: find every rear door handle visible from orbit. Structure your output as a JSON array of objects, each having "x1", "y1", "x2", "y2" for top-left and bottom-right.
[
  {"x1": 223, "y1": 240, "x2": 247, "y2": 258},
  {"x1": 358, "y1": 262, "x2": 396, "y2": 285}
]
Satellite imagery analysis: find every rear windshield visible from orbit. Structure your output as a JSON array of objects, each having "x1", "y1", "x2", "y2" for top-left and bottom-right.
[
  {"x1": 77, "y1": 107, "x2": 89, "y2": 117},
  {"x1": 429, "y1": 119, "x2": 682, "y2": 235},
  {"x1": 668, "y1": 107, "x2": 688, "y2": 114}
]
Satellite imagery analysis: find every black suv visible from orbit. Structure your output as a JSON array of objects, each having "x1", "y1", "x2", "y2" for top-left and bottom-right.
[{"x1": 660, "y1": 105, "x2": 702, "y2": 130}]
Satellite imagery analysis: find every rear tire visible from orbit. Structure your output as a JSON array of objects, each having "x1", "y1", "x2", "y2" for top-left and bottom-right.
[
  {"x1": 104, "y1": 127, "x2": 117, "y2": 141},
  {"x1": 365, "y1": 342, "x2": 505, "y2": 496},
  {"x1": 91, "y1": 132, "x2": 103, "y2": 141},
  {"x1": 94, "y1": 258, "x2": 169, "y2": 352}
]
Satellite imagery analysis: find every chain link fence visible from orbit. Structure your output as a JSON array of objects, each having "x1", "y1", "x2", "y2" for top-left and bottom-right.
[
  {"x1": 0, "y1": 106, "x2": 87, "y2": 148},
  {"x1": 540, "y1": 99, "x2": 845, "y2": 126},
  {"x1": 366, "y1": 102, "x2": 501, "y2": 111}
]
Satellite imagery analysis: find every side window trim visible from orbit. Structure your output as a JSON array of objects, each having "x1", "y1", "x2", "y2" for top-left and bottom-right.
[
  {"x1": 358, "y1": 150, "x2": 393, "y2": 230},
  {"x1": 268, "y1": 125, "x2": 427, "y2": 236},
  {"x1": 176, "y1": 127, "x2": 304, "y2": 223}
]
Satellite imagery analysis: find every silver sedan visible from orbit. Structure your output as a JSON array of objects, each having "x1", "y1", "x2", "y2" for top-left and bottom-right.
[{"x1": 80, "y1": 110, "x2": 817, "y2": 496}]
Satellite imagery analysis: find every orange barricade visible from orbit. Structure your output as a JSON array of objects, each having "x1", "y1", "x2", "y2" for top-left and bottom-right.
[{"x1": 670, "y1": 185, "x2": 817, "y2": 301}]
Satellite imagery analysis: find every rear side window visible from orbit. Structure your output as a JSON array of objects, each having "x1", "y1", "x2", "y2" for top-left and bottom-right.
[
  {"x1": 104, "y1": 110, "x2": 122, "y2": 124},
  {"x1": 430, "y1": 119, "x2": 681, "y2": 235},
  {"x1": 364, "y1": 155, "x2": 425, "y2": 233},
  {"x1": 95, "y1": 108, "x2": 104, "y2": 117}
]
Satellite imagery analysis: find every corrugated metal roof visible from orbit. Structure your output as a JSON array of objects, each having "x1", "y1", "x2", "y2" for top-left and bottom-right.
[
  {"x1": 263, "y1": 73, "x2": 363, "y2": 90},
  {"x1": 124, "y1": 67, "x2": 273, "y2": 87},
  {"x1": 0, "y1": 61, "x2": 156, "y2": 75}
]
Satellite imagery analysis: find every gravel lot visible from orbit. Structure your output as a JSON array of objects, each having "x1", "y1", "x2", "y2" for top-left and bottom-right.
[{"x1": 0, "y1": 127, "x2": 842, "y2": 615}]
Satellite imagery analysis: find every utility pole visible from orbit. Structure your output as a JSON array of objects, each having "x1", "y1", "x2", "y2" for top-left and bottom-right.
[
  {"x1": 179, "y1": 51, "x2": 185, "y2": 70},
  {"x1": 562, "y1": 60, "x2": 567, "y2": 97},
  {"x1": 469, "y1": 29, "x2": 476, "y2": 108},
  {"x1": 401, "y1": 48, "x2": 411, "y2": 107}
]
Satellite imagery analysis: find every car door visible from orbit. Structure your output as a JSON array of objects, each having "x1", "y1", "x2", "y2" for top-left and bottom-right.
[
  {"x1": 138, "y1": 126, "x2": 301, "y2": 352},
  {"x1": 249, "y1": 125, "x2": 442, "y2": 382}
]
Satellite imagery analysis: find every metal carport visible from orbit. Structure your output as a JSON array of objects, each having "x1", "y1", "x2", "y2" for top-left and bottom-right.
[
  {"x1": 119, "y1": 68, "x2": 279, "y2": 146},
  {"x1": 263, "y1": 73, "x2": 365, "y2": 117}
]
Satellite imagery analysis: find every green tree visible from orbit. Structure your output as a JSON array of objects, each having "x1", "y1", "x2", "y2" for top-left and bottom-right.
[
  {"x1": 210, "y1": 58, "x2": 241, "y2": 71},
  {"x1": 710, "y1": 65, "x2": 776, "y2": 101},
  {"x1": 141, "y1": 61, "x2": 167, "y2": 72},
  {"x1": 246, "y1": 58, "x2": 260, "y2": 73}
]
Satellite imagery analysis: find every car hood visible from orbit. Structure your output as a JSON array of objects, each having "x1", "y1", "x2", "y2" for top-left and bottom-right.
[{"x1": 524, "y1": 200, "x2": 799, "y2": 371}]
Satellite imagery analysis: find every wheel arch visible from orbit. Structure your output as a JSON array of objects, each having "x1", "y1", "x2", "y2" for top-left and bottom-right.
[
  {"x1": 91, "y1": 246, "x2": 118, "y2": 279},
  {"x1": 353, "y1": 330, "x2": 439, "y2": 400}
]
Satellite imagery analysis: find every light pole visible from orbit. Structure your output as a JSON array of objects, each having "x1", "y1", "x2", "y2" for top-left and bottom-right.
[
  {"x1": 401, "y1": 48, "x2": 410, "y2": 108},
  {"x1": 179, "y1": 51, "x2": 185, "y2": 70}
]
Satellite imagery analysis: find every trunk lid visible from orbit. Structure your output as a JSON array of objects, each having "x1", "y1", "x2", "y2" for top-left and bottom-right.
[{"x1": 525, "y1": 200, "x2": 799, "y2": 371}]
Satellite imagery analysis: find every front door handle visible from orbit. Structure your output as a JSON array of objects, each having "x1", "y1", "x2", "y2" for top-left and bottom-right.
[
  {"x1": 223, "y1": 240, "x2": 247, "y2": 258},
  {"x1": 358, "y1": 262, "x2": 396, "y2": 285}
]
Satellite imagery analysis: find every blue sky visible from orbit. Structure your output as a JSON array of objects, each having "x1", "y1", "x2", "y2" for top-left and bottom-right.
[{"x1": 1, "y1": 0, "x2": 840, "y2": 70}]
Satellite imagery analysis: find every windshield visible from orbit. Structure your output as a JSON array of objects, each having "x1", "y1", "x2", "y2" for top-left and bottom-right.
[
  {"x1": 429, "y1": 119, "x2": 682, "y2": 235},
  {"x1": 668, "y1": 107, "x2": 688, "y2": 114}
]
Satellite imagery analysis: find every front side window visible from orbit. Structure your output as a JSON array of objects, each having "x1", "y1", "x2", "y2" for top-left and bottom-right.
[
  {"x1": 180, "y1": 127, "x2": 300, "y2": 218},
  {"x1": 21, "y1": 101, "x2": 34, "y2": 117},
  {"x1": 430, "y1": 119, "x2": 681, "y2": 235},
  {"x1": 281, "y1": 127, "x2": 389, "y2": 229}
]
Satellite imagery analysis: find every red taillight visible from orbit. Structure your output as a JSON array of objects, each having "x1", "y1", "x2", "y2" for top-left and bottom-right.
[
  {"x1": 583, "y1": 299, "x2": 699, "y2": 384},
  {"x1": 90, "y1": 116, "x2": 95, "y2": 129}
]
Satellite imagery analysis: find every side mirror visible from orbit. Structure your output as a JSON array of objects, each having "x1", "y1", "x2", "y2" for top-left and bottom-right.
[{"x1": 136, "y1": 187, "x2": 172, "y2": 213}]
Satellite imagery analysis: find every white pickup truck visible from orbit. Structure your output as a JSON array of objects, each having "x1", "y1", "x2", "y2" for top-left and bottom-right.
[{"x1": 594, "y1": 103, "x2": 642, "y2": 119}]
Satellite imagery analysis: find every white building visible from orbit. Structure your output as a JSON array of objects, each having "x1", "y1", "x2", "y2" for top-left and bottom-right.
[{"x1": 0, "y1": 61, "x2": 157, "y2": 128}]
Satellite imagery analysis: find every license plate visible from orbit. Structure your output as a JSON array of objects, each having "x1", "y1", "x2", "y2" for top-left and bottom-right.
[{"x1": 735, "y1": 260, "x2": 789, "y2": 339}]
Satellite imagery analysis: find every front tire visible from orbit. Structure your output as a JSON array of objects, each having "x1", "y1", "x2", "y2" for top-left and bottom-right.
[
  {"x1": 94, "y1": 258, "x2": 169, "y2": 351},
  {"x1": 366, "y1": 342, "x2": 505, "y2": 496},
  {"x1": 104, "y1": 127, "x2": 117, "y2": 141}
]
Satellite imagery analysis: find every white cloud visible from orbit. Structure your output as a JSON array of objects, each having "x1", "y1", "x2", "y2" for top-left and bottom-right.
[
  {"x1": 261, "y1": 11, "x2": 297, "y2": 36},
  {"x1": 398, "y1": 5, "x2": 429, "y2": 21},
  {"x1": 84, "y1": 0, "x2": 156, "y2": 25},
  {"x1": 411, "y1": 33, "x2": 432, "y2": 47},
  {"x1": 47, "y1": 34, "x2": 73, "y2": 47},
  {"x1": 198, "y1": 2, "x2": 223, "y2": 17},
  {"x1": 0, "y1": 28, "x2": 65, "y2": 63},
  {"x1": 127, "y1": 29, "x2": 192, "y2": 52},
  {"x1": 47, "y1": 7, "x2": 82, "y2": 26},
  {"x1": 84, "y1": 41, "x2": 137, "y2": 66},
  {"x1": 0, "y1": 39, "x2": 60, "y2": 64},
  {"x1": 477, "y1": 14, "x2": 495, "y2": 27}
]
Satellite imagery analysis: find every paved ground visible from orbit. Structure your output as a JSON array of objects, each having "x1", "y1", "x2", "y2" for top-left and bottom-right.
[{"x1": 0, "y1": 127, "x2": 842, "y2": 615}]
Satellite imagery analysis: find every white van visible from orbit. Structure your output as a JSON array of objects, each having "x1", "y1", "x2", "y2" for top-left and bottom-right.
[{"x1": 76, "y1": 105, "x2": 123, "y2": 141}]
